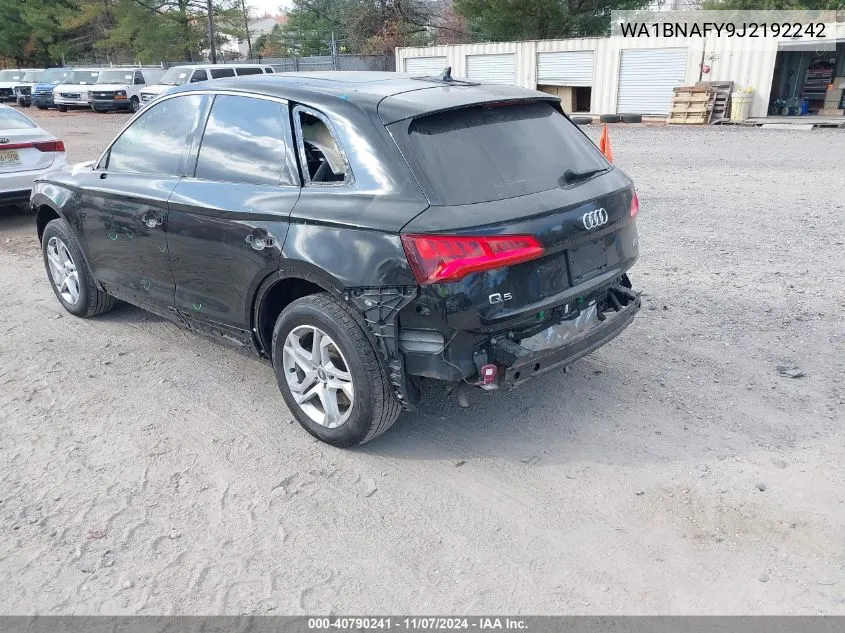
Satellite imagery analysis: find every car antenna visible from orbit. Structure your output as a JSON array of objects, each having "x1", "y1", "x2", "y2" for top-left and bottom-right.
[{"x1": 440, "y1": 66, "x2": 452, "y2": 82}]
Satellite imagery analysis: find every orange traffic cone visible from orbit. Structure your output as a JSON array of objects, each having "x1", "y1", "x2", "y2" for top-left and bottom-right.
[{"x1": 598, "y1": 123, "x2": 613, "y2": 163}]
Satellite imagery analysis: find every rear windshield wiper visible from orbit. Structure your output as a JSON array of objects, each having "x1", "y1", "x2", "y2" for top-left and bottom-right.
[{"x1": 561, "y1": 166, "x2": 609, "y2": 184}]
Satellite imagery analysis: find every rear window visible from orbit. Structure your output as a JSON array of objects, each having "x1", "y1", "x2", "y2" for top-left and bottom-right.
[
  {"x1": 396, "y1": 101, "x2": 608, "y2": 206},
  {"x1": 0, "y1": 108, "x2": 37, "y2": 129}
]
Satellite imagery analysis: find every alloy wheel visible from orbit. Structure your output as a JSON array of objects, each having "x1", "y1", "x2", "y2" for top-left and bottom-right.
[
  {"x1": 282, "y1": 325, "x2": 354, "y2": 428},
  {"x1": 46, "y1": 236, "x2": 80, "y2": 305}
]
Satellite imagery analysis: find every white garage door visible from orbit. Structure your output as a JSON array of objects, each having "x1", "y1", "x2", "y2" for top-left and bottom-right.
[
  {"x1": 404, "y1": 56, "x2": 448, "y2": 76},
  {"x1": 466, "y1": 54, "x2": 516, "y2": 85},
  {"x1": 537, "y1": 51, "x2": 594, "y2": 86},
  {"x1": 616, "y1": 48, "x2": 688, "y2": 115}
]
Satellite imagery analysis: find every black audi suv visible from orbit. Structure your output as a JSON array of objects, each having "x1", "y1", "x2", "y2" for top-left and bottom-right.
[{"x1": 31, "y1": 71, "x2": 641, "y2": 447}]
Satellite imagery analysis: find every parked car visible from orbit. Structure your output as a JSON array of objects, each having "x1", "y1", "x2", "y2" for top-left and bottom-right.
[
  {"x1": 53, "y1": 68, "x2": 101, "y2": 112},
  {"x1": 14, "y1": 69, "x2": 45, "y2": 107},
  {"x1": 139, "y1": 63, "x2": 272, "y2": 106},
  {"x1": 0, "y1": 70, "x2": 32, "y2": 103},
  {"x1": 32, "y1": 68, "x2": 72, "y2": 110},
  {"x1": 31, "y1": 72, "x2": 640, "y2": 447},
  {"x1": 0, "y1": 104, "x2": 66, "y2": 206},
  {"x1": 90, "y1": 67, "x2": 166, "y2": 113}
]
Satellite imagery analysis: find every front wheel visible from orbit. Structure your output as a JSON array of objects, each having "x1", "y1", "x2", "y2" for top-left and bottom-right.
[
  {"x1": 130, "y1": 97, "x2": 140, "y2": 113},
  {"x1": 41, "y1": 218, "x2": 117, "y2": 318},
  {"x1": 57, "y1": 104, "x2": 67, "y2": 112},
  {"x1": 272, "y1": 293, "x2": 401, "y2": 447},
  {"x1": 36, "y1": 105, "x2": 47, "y2": 110}
]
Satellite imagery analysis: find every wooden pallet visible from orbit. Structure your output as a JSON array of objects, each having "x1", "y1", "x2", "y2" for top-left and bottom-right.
[
  {"x1": 668, "y1": 87, "x2": 713, "y2": 124},
  {"x1": 696, "y1": 80, "x2": 734, "y2": 123}
]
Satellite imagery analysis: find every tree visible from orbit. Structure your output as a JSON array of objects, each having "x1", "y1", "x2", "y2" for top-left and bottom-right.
[
  {"x1": 453, "y1": 0, "x2": 651, "y2": 41},
  {"x1": 0, "y1": 0, "x2": 32, "y2": 66},
  {"x1": 703, "y1": 0, "x2": 843, "y2": 8}
]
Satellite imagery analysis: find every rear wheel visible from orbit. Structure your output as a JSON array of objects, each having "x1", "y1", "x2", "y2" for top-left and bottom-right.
[
  {"x1": 272, "y1": 293, "x2": 401, "y2": 447},
  {"x1": 41, "y1": 218, "x2": 117, "y2": 318},
  {"x1": 57, "y1": 104, "x2": 67, "y2": 112}
]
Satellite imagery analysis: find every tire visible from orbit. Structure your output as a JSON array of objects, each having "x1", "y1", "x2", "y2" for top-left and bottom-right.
[
  {"x1": 570, "y1": 116, "x2": 593, "y2": 125},
  {"x1": 600, "y1": 114, "x2": 621, "y2": 123},
  {"x1": 36, "y1": 105, "x2": 47, "y2": 110},
  {"x1": 20, "y1": 102, "x2": 30, "y2": 108},
  {"x1": 272, "y1": 293, "x2": 401, "y2": 447},
  {"x1": 620, "y1": 113, "x2": 643, "y2": 123},
  {"x1": 57, "y1": 105, "x2": 67, "y2": 112},
  {"x1": 130, "y1": 97, "x2": 140, "y2": 113},
  {"x1": 41, "y1": 218, "x2": 117, "y2": 318}
]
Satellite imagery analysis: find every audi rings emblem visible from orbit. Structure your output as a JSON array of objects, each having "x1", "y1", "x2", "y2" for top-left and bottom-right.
[{"x1": 582, "y1": 208, "x2": 609, "y2": 230}]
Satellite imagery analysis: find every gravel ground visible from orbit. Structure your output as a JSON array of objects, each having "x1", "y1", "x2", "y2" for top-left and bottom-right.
[{"x1": 1, "y1": 110, "x2": 844, "y2": 615}]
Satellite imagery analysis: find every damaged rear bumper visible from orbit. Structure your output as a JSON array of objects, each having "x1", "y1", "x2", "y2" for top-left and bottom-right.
[{"x1": 492, "y1": 288, "x2": 640, "y2": 386}]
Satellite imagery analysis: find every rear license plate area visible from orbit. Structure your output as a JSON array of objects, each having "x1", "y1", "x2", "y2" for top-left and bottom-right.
[
  {"x1": 0, "y1": 150, "x2": 21, "y2": 166},
  {"x1": 568, "y1": 238, "x2": 609, "y2": 284}
]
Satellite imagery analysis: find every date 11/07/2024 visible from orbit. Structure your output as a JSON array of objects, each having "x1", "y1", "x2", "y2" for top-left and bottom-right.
[{"x1": 307, "y1": 617, "x2": 529, "y2": 630}]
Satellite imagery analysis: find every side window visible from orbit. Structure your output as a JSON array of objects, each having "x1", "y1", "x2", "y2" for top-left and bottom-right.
[
  {"x1": 264, "y1": 67, "x2": 274, "y2": 74},
  {"x1": 105, "y1": 94, "x2": 205, "y2": 176},
  {"x1": 235, "y1": 67, "x2": 262, "y2": 76},
  {"x1": 194, "y1": 95, "x2": 289, "y2": 187},
  {"x1": 134, "y1": 71, "x2": 145, "y2": 85},
  {"x1": 190, "y1": 69, "x2": 208, "y2": 83},
  {"x1": 210, "y1": 67, "x2": 235, "y2": 79},
  {"x1": 294, "y1": 106, "x2": 348, "y2": 185}
]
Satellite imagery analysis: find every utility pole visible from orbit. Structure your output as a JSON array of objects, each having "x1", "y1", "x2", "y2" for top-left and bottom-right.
[
  {"x1": 330, "y1": 31, "x2": 337, "y2": 70},
  {"x1": 206, "y1": 0, "x2": 217, "y2": 64},
  {"x1": 241, "y1": 0, "x2": 252, "y2": 60}
]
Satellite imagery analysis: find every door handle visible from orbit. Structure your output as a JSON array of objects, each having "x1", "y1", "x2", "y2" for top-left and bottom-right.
[
  {"x1": 140, "y1": 211, "x2": 163, "y2": 229},
  {"x1": 245, "y1": 228, "x2": 276, "y2": 251}
]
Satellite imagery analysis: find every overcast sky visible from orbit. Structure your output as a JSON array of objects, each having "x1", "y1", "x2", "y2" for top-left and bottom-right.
[{"x1": 248, "y1": 0, "x2": 292, "y2": 16}]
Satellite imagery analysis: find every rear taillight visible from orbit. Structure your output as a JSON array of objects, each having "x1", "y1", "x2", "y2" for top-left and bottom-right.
[
  {"x1": 0, "y1": 140, "x2": 65, "y2": 152},
  {"x1": 33, "y1": 140, "x2": 65, "y2": 152},
  {"x1": 630, "y1": 191, "x2": 639, "y2": 218},
  {"x1": 401, "y1": 234, "x2": 544, "y2": 285}
]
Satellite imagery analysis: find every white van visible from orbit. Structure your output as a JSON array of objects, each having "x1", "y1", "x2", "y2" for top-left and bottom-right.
[
  {"x1": 89, "y1": 67, "x2": 166, "y2": 113},
  {"x1": 53, "y1": 68, "x2": 102, "y2": 111},
  {"x1": 139, "y1": 63, "x2": 274, "y2": 106}
]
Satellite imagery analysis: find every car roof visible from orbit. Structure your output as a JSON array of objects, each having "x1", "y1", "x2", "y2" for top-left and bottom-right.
[
  {"x1": 170, "y1": 63, "x2": 266, "y2": 70},
  {"x1": 167, "y1": 71, "x2": 557, "y2": 124}
]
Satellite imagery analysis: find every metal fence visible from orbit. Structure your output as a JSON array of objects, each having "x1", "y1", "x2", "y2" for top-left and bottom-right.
[{"x1": 64, "y1": 54, "x2": 395, "y2": 72}]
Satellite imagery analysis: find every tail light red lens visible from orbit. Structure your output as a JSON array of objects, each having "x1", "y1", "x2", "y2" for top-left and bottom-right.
[
  {"x1": 630, "y1": 191, "x2": 639, "y2": 218},
  {"x1": 401, "y1": 234, "x2": 544, "y2": 285},
  {"x1": 33, "y1": 140, "x2": 65, "y2": 153}
]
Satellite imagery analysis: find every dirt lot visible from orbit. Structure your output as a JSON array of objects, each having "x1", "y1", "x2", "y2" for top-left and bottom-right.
[{"x1": 1, "y1": 109, "x2": 844, "y2": 615}]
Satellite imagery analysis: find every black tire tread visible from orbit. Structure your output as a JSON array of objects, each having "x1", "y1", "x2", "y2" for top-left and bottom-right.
[
  {"x1": 43, "y1": 218, "x2": 117, "y2": 318},
  {"x1": 620, "y1": 113, "x2": 643, "y2": 123},
  {"x1": 570, "y1": 116, "x2": 593, "y2": 125},
  {"x1": 600, "y1": 114, "x2": 621, "y2": 123},
  {"x1": 274, "y1": 292, "x2": 401, "y2": 446}
]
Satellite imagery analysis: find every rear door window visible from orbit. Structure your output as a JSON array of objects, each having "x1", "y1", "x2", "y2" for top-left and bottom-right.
[
  {"x1": 194, "y1": 95, "x2": 289, "y2": 186},
  {"x1": 235, "y1": 67, "x2": 262, "y2": 76},
  {"x1": 393, "y1": 101, "x2": 608, "y2": 206}
]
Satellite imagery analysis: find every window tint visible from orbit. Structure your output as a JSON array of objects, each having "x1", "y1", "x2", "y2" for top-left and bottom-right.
[
  {"x1": 296, "y1": 109, "x2": 347, "y2": 184},
  {"x1": 395, "y1": 101, "x2": 608, "y2": 206},
  {"x1": 195, "y1": 95, "x2": 288, "y2": 186},
  {"x1": 209, "y1": 67, "x2": 235, "y2": 79},
  {"x1": 234, "y1": 67, "x2": 262, "y2": 76},
  {"x1": 106, "y1": 94, "x2": 205, "y2": 176},
  {"x1": 134, "y1": 71, "x2": 145, "y2": 85},
  {"x1": 190, "y1": 70, "x2": 208, "y2": 82},
  {"x1": 264, "y1": 67, "x2": 274, "y2": 73}
]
